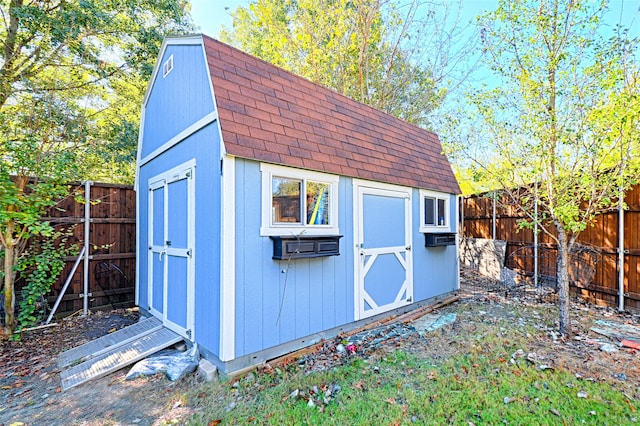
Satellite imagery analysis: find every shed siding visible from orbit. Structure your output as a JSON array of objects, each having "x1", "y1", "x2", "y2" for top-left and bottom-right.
[
  {"x1": 234, "y1": 159, "x2": 354, "y2": 357},
  {"x1": 412, "y1": 192, "x2": 459, "y2": 301},
  {"x1": 137, "y1": 37, "x2": 460, "y2": 371},
  {"x1": 138, "y1": 122, "x2": 222, "y2": 355},
  {"x1": 141, "y1": 44, "x2": 214, "y2": 159}
]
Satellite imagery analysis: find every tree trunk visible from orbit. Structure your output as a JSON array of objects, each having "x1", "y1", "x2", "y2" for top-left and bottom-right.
[
  {"x1": 556, "y1": 227, "x2": 571, "y2": 337},
  {"x1": 3, "y1": 176, "x2": 29, "y2": 335},
  {"x1": 3, "y1": 225, "x2": 16, "y2": 335}
]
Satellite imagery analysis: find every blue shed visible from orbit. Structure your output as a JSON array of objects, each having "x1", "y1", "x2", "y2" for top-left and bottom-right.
[{"x1": 135, "y1": 35, "x2": 461, "y2": 374}]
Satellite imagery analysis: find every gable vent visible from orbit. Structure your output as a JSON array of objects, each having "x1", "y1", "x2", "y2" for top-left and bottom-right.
[{"x1": 162, "y1": 55, "x2": 174, "y2": 78}]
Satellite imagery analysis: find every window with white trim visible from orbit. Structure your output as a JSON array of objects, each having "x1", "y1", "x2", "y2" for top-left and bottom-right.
[
  {"x1": 162, "y1": 54, "x2": 173, "y2": 78},
  {"x1": 260, "y1": 164, "x2": 339, "y2": 236},
  {"x1": 419, "y1": 189, "x2": 451, "y2": 232}
]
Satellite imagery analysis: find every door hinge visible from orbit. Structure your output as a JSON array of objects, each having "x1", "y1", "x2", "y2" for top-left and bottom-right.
[
  {"x1": 187, "y1": 249, "x2": 193, "y2": 257},
  {"x1": 186, "y1": 329, "x2": 192, "y2": 339}
]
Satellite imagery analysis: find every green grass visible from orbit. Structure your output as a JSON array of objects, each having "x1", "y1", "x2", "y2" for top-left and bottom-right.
[{"x1": 186, "y1": 303, "x2": 638, "y2": 425}]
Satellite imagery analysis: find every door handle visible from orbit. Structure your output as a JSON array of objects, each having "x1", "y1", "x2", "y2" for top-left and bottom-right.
[{"x1": 159, "y1": 249, "x2": 166, "y2": 261}]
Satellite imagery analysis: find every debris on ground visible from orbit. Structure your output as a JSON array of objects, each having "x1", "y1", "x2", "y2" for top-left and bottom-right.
[
  {"x1": 413, "y1": 312, "x2": 458, "y2": 336},
  {"x1": 0, "y1": 309, "x2": 199, "y2": 425},
  {"x1": 2, "y1": 268, "x2": 640, "y2": 425},
  {"x1": 126, "y1": 344, "x2": 200, "y2": 381},
  {"x1": 621, "y1": 339, "x2": 640, "y2": 351}
]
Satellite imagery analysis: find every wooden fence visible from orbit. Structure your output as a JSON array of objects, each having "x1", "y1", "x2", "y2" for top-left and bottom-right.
[
  {"x1": 15, "y1": 182, "x2": 136, "y2": 317},
  {"x1": 462, "y1": 185, "x2": 640, "y2": 310}
]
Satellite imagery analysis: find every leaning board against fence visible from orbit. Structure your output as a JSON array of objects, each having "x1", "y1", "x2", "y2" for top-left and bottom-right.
[
  {"x1": 462, "y1": 185, "x2": 640, "y2": 310},
  {"x1": 15, "y1": 182, "x2": 136, "y2": 317}
]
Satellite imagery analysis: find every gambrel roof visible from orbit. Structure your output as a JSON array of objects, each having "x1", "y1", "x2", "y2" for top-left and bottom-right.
[{"x1": 203, "y1": 35, "x2": 460, "y2": 194}]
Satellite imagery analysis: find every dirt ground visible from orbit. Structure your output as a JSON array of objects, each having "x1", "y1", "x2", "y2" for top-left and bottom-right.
[
  {"x1": 2, "y1": 269, "x2": 639, "y2": 425},
  {"x1": 0, "y1": 309, "x2": 201, "y2": 426}
]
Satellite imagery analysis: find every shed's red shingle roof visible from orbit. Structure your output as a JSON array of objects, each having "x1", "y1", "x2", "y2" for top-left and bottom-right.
[{"x1": 203, "y1": 35, "x2": 460, "y2": 194}]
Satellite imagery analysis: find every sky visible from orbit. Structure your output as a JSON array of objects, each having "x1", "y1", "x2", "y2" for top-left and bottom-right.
[
  {"x1": 190, "y1": 0, "x2": 247, "y2": 36},
  {"x1": 189, "y1": 0, "x2": 638, "y2": 38}
]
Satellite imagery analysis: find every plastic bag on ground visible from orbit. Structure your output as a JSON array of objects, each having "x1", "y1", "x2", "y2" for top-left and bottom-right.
[{"x1": 126, "y1": 343, "x2": 199, "y2": 381}]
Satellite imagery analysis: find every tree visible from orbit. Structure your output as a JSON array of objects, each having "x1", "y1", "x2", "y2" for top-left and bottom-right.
[
  {"x1": 0, "y1": 0, "x2": 192, "y2": 335},
  {"x1": 453, "y1": 0, "x2": 639, "y2": 335},
  {"x1": 220, "y1": 0, "x2": 479, "y2": 129}
]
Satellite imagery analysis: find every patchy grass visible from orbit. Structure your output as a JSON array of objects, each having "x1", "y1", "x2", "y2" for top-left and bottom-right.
[{"x1": 186, "y1": 301, "x2": 639, "y2": 425}]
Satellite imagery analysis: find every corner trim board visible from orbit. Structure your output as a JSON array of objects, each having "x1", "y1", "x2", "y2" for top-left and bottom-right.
[{"x1": 220, "y1": 155, "x2": 236, "y2": 361}]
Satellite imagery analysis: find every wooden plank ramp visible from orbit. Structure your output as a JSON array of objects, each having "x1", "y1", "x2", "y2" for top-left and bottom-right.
[{"x1": 58, "y1": 317, "x2": 183, "y2": 390}]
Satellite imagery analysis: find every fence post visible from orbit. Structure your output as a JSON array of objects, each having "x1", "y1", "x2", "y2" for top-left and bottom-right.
[
  {"x1": 619, "y1": 185, "x2": 625, "y2": 311},
  {"x1": 492, "y1": 191, "x2": 496, "y2": 240},
  {"x1": 83, "y1": 180, "x2": 92, "y2": 316},
  {"x1": 460, "y1": 196, "x2": 464, "y2": 238},
  {"x1": 534, "y1": 183, "x2": 538, "y2": 288}
]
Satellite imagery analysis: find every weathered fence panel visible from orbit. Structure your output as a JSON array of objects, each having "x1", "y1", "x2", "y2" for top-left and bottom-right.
[
  {"x1": 15, "y1": 182, "x2": 136, "y2": 317},
  {"x1": 462, "y1": 185, "x2": 640, "y2": 310}
]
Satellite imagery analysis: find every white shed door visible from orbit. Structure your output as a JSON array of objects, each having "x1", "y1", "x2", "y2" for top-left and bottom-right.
[
  {"x1": 148, "y1": 160, "x2": 195, "y2": 340},
  {"x1": 354, "y1": 181, "x2": 413, "y2": 320}
]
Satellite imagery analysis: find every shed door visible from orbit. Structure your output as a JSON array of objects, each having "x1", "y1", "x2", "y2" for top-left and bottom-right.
[
  {"x1": 354, "y1": 182, "x2": 413, "y2": 320},
  {"x1": 148, "y1": 160, "x2": 195, "y2": 340}
]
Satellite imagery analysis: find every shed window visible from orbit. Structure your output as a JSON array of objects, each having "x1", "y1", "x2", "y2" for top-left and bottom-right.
[
  {"x1": 420, "y1": 189, "x2": 451, "y2": 232},
  {"x1": 272, "y1": 177, "x2": 301, "y2": 223},
  {"x1": 261, "y1": 164, "x2": 339, "y2": 236},
  {"x1": 162, "y1": 54, "x2": 173, "y2": 78}
]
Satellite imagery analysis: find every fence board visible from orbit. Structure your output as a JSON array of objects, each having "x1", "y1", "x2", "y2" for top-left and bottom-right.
[
  {"x1": 462, "y1": 185, "x2": 640, "y2": 310},
  {"x1": 14, "y1": 182, "x2": 136, "y2": 317}
]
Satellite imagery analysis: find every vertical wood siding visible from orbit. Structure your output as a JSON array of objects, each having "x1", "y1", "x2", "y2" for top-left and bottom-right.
[
  {"x1": 138, "y1": 37, "x2": 221, "y2": 355},
  {"x1": 141, "y1": 45, "x2": 215, "y2": 159},
  {"x1": 15, "y1": 183, "x2": 136, "y2": 316},
  {"x1": 137, "y1": 122, "x2": 222, "y2": 355},
  {"x1": 233, "y1": 159, "x2": 353, "y2": 357},
  {"x1": 412, "y1": 191, "x2": 458, "y2": 301},
  {"x1": 462, "y1": 186, "x2": 640, "y2": 309}
]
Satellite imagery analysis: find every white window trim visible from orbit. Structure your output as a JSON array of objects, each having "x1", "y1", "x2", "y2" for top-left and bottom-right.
[
  {"x1": 162, "y1": 54, "x2": 173, "y2": 78},
  {"x1": 419, "y1": 189, "x2": 451, "y2": 233},
  {"x1": 260, "y1": 163, "x2": 339, "y2": 236}
]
